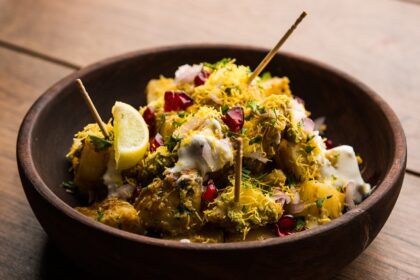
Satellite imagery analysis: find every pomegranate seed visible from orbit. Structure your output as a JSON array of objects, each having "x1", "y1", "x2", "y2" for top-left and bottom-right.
[
  {"x1": 203, "y1": 180, "x2": 218, "y2": 202},
  {"x1": 194, "y1": 70, "x2": 210, "y2": 86},
  {"x1": 276, "y1": 215, "x2": 296, "y2": 237},
  {"x1": 143, "y1": 107, "x2": 156, "y2": 136},
  {"x1": 325, "y1": 139, "x2": 334, "y2": 149},
  {"x1": 164, "y1": 91, "x2": 193, "y2": 112},
  {"x1": 222, "y1": 106, "x2": 244, "y2": 133},
  {"x1": 150, "y1": 133, "x2": 164, "y2": 152}
]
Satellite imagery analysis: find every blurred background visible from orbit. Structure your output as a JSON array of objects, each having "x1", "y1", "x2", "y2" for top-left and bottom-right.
[{"x1": 0, "y1": 0, "x2": 419, "y2": 279}]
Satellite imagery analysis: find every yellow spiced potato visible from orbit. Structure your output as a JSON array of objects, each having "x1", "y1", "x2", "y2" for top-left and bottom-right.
[
  {"x1": 299, "y1": 180, "x2": 345, "y2": 225},
  {"x1": 77, "y1": 197, "x2": 142, "y2": 234},
  {"x1": 66, "y1": 59, "x2": 371, "y2": 242}
]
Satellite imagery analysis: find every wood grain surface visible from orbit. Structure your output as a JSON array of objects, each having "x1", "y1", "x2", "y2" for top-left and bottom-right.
[{"x1": 0, "y1": 0, "x2": 419, "y2": 279}]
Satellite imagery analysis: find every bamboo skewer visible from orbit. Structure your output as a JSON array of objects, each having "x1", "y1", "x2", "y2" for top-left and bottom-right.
[
  {"x1": 75, "y1": 79, "x2": 110, "y2": 139},
  {"x1": 234, "y1": 137, "x2": 243, "y2": 203},
  {"x1": 248, "y1": 11, "x2": 307, "y2": 84}
]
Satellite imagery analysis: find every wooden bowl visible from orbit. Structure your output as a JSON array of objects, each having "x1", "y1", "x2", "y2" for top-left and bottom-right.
[{"x1": 17, "y1": 45, "x2": 406, "y2": 279}]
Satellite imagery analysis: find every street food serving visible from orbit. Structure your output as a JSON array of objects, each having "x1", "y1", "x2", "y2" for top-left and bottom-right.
[{"x1": 65, "y1": 59, "x2": 372, "y2": 243}]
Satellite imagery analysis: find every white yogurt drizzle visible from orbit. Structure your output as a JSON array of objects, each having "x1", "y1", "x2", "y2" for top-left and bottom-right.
[
  {"x1": 170, "y1": 117, "x2": 233, "y2": 176},
  {"x1": 320, "y1": 145, "x2": 371, "y2": 204}
]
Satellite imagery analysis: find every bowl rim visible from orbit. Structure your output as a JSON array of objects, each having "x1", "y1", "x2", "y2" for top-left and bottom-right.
[{"x1": 17, "y1": 43, "x2": 407, "y2": 250}]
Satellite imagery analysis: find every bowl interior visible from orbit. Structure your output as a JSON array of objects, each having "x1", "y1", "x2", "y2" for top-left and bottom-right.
[{"x1": 29, "y1": 46, "x2": 394, "y2": 208}]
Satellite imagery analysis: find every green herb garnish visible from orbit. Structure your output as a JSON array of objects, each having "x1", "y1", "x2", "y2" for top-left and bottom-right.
[
  {"x1": 203, "y1": 58, "x2": 235, "y2": 69},
  {"x1": 304, "y1": 145, "x2": 315, "y2": 154},
  {"x1": 286, "y1": 174, "x2": 298, "y2": 187},
  {"x1": 62, "y1": 180, "x2": 77, "y2": 194},
  {"x1": 249, "y1": 135, "x2": 263, "y2": 145},
  {"x1": 165, "y1": 135, "x2": 181, "y2": 151},
  {"x1": 246, "y1": 100, "x2": 266, "y2": 114},
  {"x1": 89, "y1": 135, "x2": 112, "y2": 152},
  {"x1": 221, "y1": 104, "x2": 229, "y2": 114},
  {"x1": 96, "y1": 210, "x2": 104, "y2": 221},
  {"x1": 295, "y1": 217, "x2": 306, "y2": 231},
  {"x1": 177, "y1": 111, "x2": 187, "y2": 118},
  {"x1": 261, "y1": 71, "x2": 272, "y2": 81},
  {"x1": 316, "y1": 195, "x2": 333, "y2": 208},
  {"x1": 246, "y1": 100, "x2": 258, "y2": 112},
  {"x1": 173, "y1": 120, "x2": 185, "y2": 128}
]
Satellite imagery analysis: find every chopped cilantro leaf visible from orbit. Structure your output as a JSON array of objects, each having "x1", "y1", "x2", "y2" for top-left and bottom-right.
[
  {"x1": 221, "y1": 104, "x2": 229, "y2": 114},
  {"x1": 306, "y1": 134, "x2": 315, "y2": 143},
  {"x1": 89, "y1": 135, "x2": 112, "y2": 152},
  {"x1": 249, "y1": 135, "x2": 263, "y2": 145},
  {"x1": 295, "y1": 217, "x2": 306, "y2": 231},
  {"x1": 176, "y1": 204, "x2": 191, "y2": 215},
  {"x1": 246, "y1": 100, "x2": 258, "y2": 112},
  {"x1": 203, "y1": 58, "x2": 235, "y2": 69},
  {"x1": 246, "y1": 100, "x2": 266, "y2": 114},
  {"x1": 62, "y1": 180, "x2": 78, "y2": 194},
  {"x1": 316, "y1": 195, "x2": 333, "y2": 208},
  {"x1": 286, "y1": 174, "x2": 298, "y2": 187},
  {"x1": 173, "y1": 120, "x2": 185, "y2": 128},
  {"x1": 304, "y1": 145, "x2": 315, "y2": 154},
  {"x1": 316, "y1": 197, "x2": 325, "y2": 208},
  {"x1": 261, "y1": 71, "x2": 272, "y2": 81},
  {"x1": 165, "y1": 136, "x2": 181, "y2": 151},
  {"x1": 177, "y1": 111, "x2": 187, "y2": 118},
  {"x1": 96, "y1": 210, "x2": 104, "y2": 221}
]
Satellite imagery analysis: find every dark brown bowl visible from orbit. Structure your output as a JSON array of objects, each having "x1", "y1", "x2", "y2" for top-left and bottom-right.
[{"x1": 17, "y1": 45, "x2": 406, "y2": 280}]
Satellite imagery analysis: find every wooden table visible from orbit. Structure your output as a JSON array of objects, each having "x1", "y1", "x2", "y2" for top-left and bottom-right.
[{"x1": 1, "y1": 0, "x2": 419, "y2": 279}]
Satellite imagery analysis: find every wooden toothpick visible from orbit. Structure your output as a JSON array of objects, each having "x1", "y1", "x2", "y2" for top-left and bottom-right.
[
  {"x1": 234, "y1": 137, "x2": 243, "y2": 203},
  {"x1": 248, "y1": 11, "x2": 307, "y2": 84},
  {"x1": 75, "y1": 79, "x2": 110, "y2": 139}
]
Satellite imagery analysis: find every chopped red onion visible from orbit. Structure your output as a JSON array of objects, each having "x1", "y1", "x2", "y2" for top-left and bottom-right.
[
  {"x1": 271, "y1": 190, "x2": 291, "y2": 205},
  {"x1": 174, "y1": 64, "x2": 203, "y2": 84},
  {"x1": 313, "y1": 116, "x2": 326, "y2": 131},
  {"x1": 302, "y1": 118, "x2": 315, "y2": 132},
  {"x1": 295, "y1": 96, "x2": 305, "y2": 105},
  {"x1": 247, "y1": 151, "x2": 270, "y2": 163},
  {"x1": 288, "y1": 202, "x2": 305, "y2": 214},
  {"x1": 287, "y1": 191, "x2": 305, "y2": 214}
]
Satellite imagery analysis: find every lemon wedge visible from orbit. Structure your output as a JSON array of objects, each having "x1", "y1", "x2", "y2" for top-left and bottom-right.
[{"x1": 112, "y1": 101, "x2": 149, "y2": 170}]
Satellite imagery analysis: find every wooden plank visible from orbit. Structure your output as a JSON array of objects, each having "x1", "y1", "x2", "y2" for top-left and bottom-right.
[
  {"x1": 1, "y1": 0, "x2": 419, "y2": 173},
  {"x1": 0, "y1": 47, "x2": 72, "y2": 279}
]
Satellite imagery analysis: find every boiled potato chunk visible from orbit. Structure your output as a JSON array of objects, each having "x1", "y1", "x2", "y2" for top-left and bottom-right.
[
  {"x1": 299, "y1": 180, "x2": 345, "y2": 220},
  {"x1": 77, "y1": 197, "x2": 142, "y2": 233},
  {"x1": 74, "y1": 139, "x2": 109, "y2": 195},
  {"x1": 135, "y1": 170, "x2": 203, "y2": 236}
]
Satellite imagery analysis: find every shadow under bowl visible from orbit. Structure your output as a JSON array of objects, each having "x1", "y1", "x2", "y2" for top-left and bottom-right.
[{"x1": 17, "y1": 44, "x2": 406, "y2": 279}]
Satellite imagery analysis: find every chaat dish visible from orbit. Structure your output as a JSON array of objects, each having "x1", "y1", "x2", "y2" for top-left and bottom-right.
[{"x1": 65, "y1": 59, "x2": 371, "y2": 243}]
